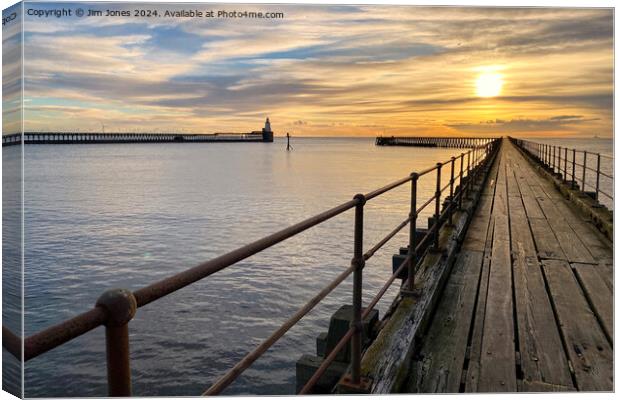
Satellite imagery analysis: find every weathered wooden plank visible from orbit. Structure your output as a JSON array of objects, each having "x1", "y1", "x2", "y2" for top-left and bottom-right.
[
  {"x1": 521, "y1": 380, "x2": 575, "y2": 392},
  {"x1": 528, "y1": 217, "x2": 565, "y2": 260},
  {"x1": 465, "y1": 148, "x2": 502, "y2": 392},
  {"x1": 464, "y1": 220, "x2": 494, "y2": 393},
  {"x1": 508, "y1": 194, "x2": 573, "y2": 389},
  {"x1": 477, "y1": 162, "x2": 517, "y2": 392},
  {"x1": 594, "y1": 262, "x2": 613, "y2": 292},
  {"x1": 461, "y1": 157, "x2": 500, "y2": 252},
  {"x1": 532, "y1": 180, "x2": 612, "y2": 263},
  {"x1": 408, "y1": 250, "x2": 484, "y2": 393},
  {"x1": 510, "y1": 156, "x2": 546, "y2": 220},
  {"x1": 542, "y1": 260, "x2": 613, "y2": 391},
  {"x1": 572, "y1": 263, "x2": 613, "y2": 344},
  {"x1": 530, "y1": 186, "x2": 595, "y2": 264},
  {"x1": 461, "y1": 194, "x2": 493, "y2": 252},
  {"x1": 517, "y1": 154, "x2": 612, "y2": 263}
]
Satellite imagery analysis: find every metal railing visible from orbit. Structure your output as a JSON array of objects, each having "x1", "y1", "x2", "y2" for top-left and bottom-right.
[
  {"x1": 510, "y1": 137, "x2": 613, "y2": 206},
  {"x1": 2, "y1": 139, "x2": 501, "y2": 396}
]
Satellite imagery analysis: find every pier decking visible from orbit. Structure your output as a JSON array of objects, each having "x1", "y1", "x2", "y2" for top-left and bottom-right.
[{"x1": 407, "y1": 138, "x2": 613, "y2": 392}]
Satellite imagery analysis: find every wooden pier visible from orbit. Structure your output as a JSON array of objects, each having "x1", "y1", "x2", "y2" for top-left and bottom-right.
[
  {"x1": 406, "y1": 138, "x2": 612, "y2": 392},
  {"x1": 375, "y1": 136, "x2": 495, "y2": 148}
]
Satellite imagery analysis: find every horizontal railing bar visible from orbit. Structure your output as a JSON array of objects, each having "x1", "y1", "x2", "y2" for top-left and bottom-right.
[
  {"x1": 2, "y1": 326, "x2": 21, "y2": 360},
  {"x1": 416, "y1": 194, "x2": 436, "y2": 215},
  {"x1": 24, "y1": 307, "x2": 107, "y2": 361},
  {"x1": 440, "y1": 181, "x2": 451, "y2": 194},
  {"x1": 203, "y1": 264, "x2": 355, "y2": 395},
  {"x1": 133, "y1": 199, "x2": 359, "y2": 308},
  {"x1": 364, "y1": 175, "x2": 411, "y2": 201},
  {"x1": 19, "y1": 199, "x2": 360, "y2": 359},
  {"x1": 363, "y1": 254, "x2": 410, "y2": 317},
  {"x1": 363, "y1": 216, "x2": 411, "y2": 261},
  {"x1": 417, "y1": 164, "x2": 439, "y2": 177}
]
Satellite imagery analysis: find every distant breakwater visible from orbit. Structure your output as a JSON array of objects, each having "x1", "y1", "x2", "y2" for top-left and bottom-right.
[{"x1": 2, "y1": 131, "x2": 274, "y2": 146}]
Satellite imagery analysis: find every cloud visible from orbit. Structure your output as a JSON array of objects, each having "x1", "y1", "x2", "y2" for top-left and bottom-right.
[
  {"x1": 446, "y1": 115, "x2": 600, "y2": 134},
  {"x1": 16, "y1": 5, "x2": 615, "y2": 137}
]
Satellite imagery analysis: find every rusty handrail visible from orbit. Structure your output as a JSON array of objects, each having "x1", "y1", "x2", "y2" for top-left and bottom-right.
[{"x1": 3, "y1": 138, "x2": 501, "y2": 396}]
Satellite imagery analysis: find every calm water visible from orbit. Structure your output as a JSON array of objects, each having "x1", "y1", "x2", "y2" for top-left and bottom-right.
[{"x1": 4, "y1": 137, "x2": 613, "y2": 396}]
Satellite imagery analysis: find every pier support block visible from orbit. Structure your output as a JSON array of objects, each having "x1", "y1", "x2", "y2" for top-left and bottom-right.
[
  {"x1": 392, "y1": 229, "x2": 429, "y2": 279},
  {"x1": 296, "y1": 355, "x2": 349, "y2": 393},
  {"x1": 296, "y1": 305, "x2": 379, "y2": 393},
  {"x1": 336, "y1": 374, "x2": 373, "y2": 394}
]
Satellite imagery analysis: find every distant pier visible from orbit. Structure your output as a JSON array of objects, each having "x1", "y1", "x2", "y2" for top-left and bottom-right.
[
  {"x1": 2, "y1": 131, "x2": 273, "y2": 146},
  {"x1": 2, "y1": 118, "x2": 275, "y2": 146},
  {"x1": 376, "y1": 136, "x2": 495, "y2": 148}
]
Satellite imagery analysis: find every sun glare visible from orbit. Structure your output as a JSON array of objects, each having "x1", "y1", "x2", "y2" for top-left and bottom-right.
[{"x1": 475, "y1": 72, "x2": 504, "y2": 98}]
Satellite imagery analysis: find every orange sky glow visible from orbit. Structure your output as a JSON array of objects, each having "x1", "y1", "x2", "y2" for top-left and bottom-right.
[{"x1": 2, "y1": 5, "x2": 613, "y2": 137}]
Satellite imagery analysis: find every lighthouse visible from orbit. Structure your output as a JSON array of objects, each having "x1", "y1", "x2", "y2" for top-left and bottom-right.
[{"x1": 262, "y1": 117, "x2": 274, "y2": 142}]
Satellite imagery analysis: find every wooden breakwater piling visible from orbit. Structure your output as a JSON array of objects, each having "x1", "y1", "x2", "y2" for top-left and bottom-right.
[{"x1": 376, "y1": 136, "x2": 495, "y2": 148}]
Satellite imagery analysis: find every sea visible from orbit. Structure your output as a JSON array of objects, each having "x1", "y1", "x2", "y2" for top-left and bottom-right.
[{"x1": 1, "y1": 136, "x2": 613, "y2": 396}]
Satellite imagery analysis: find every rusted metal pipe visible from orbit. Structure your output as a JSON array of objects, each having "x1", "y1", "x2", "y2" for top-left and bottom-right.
[
  {"x1": 364, "y1": 216, "x2": 410, "y2": 261},
  {"x1": 596, "y1": 153, "x2": 601, "y2": 201},
  {"x1": 572, "y1": 148, "x2": 576, "y2": 188},
  {"x1": 564, "y1": 147, "x2": 568, "y2": 181},
  {"x1": 407, "y1": 173, "x2": 418, "y2": 292},
  {"x1": 24, "y1": 307, "x2": 107, "y2": 361},
  {"x1": 96, "y1": 289, "x2": 137, "y2": 397},
  {"x1": 203, "y1": 264, "x2": 355, "y2": 395},
  {"x1": 2, "y1": 326, "x2": 21, "y2": 360},
  {"x1": 582, "y1": 150, "x2": 587, "y2": 192},
  {"x1": 458, "y1": 153, "x2": 464, "y2": 209},
  {"x1": 448, "y1": 157, "x2": 455, "y2": 226},
  {"x1": 133, "y1": 199, "x2": 358, "y2": 308},
  {"x1": 433, "y1": 163, "x2": 442, "y2": 251},
  {"x1": 351, "y1": 193, "x2": 365, "y2": 384}
]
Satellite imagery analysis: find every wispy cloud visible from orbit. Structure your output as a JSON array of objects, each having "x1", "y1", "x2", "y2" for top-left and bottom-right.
[{"x1": 13, "y1": 4, "x2": 613, "y2": 137}]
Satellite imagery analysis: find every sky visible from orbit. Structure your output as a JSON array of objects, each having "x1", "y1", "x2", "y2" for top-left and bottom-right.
[{"x1": 2, "y1": 2, "x2": 614, "y2": 137}]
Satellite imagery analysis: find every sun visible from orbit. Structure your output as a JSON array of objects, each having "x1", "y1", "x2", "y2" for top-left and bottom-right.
[{"x1": 475, "y1": 72, "x2": 504, "y2": 97}]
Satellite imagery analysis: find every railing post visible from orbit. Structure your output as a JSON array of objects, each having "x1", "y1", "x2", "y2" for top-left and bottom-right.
[
  {"x1": 571, "y1": 148, "x2": 576, "y2": 188},
  {"x1": 595, "y1": 153, "x2": 601, "y2": 201},
  {"x1": 459, "y1": 153, "x2": 465, "y2": 210},
  {"x1": 350, "y1": 194, "x2": 365, "y2": 385},
  {"x1": 466, "y1": 151, "x2": 471, "y2": 197},
  {"x1": 433, "y1": 163, "x2": 442, "y2": 251},
  {"x1": 406, "y1": 173, "x2": 418, "y2": 292},
  {"x1": 96, "y1": 289, "x2": 137, "y2": 397},
  {"x1": 449, "y1": 157, "x2": 456, "y2": 226},
  {"x1": 564, "y1": 147, "x2": 568, "y2": 181},
  {"x1": 582, "y1": 151, "x2": 587, "y2": 193}
]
